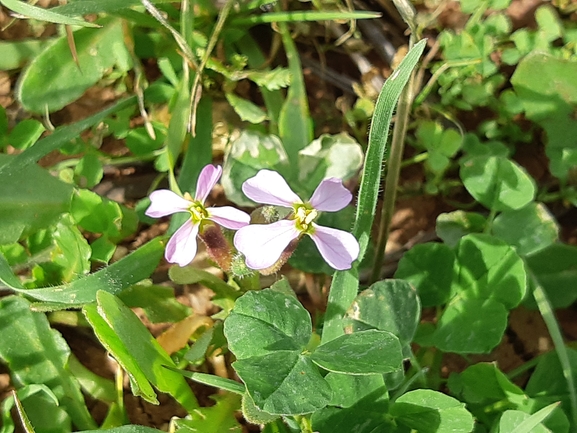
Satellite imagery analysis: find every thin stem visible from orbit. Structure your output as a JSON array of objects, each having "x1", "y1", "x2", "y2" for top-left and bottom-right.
[
  {"x1": 188, "y1": 0, "x2": 235, "y2": 133},
  {"x1": 531, "y1": 270, "x2": 577, "y2": 427}
]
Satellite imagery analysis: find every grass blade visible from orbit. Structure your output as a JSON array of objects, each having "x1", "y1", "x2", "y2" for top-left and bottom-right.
[{"x1": 321, "y1": 39, "x2": 427, "y2": 344}]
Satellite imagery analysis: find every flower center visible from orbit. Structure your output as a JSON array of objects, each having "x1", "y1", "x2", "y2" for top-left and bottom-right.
[
  {"x1": 188, "y1": 201, "x2": 209, "y2": 224},
  {"x1": 293, "y1": 204, "x2": 318, "y2": 234}
]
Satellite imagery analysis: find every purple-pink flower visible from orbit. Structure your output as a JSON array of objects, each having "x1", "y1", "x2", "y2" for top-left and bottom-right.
[
  {"x1": 146, "y1": 165, "x2": 250, "y2": 267},
  {"x1": 234, "y1": 170, "x2": 360, "y2": 271}
]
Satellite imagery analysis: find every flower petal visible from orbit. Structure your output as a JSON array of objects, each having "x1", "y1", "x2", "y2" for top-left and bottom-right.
[
  {"x1": 165, "y1": 219, "x2": 199, "y2": 267},
  {"x1": 234, "y1": 220, "x2": 300, "y2": 270},
  {"x1": 195, "y1": 164, "x2": 222, "y2": 203},
  {"x1": 146, "y1": 190, "x2": 191, "y2": 218},
  {"x1": 242, "y1": 170, "x2": 302, "y2": 207},
  {"x1": 207, "y1": 206, "x2": 250, "y2": 230},
  {"x1": 309, "y1": 224, "x2": 359, "y2": 270},
  {"x1": 309, "y1": 178, "x2": 352, "y2": 212}
]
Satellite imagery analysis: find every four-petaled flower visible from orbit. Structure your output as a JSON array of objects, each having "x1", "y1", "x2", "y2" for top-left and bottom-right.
[
  {"x1": 234, "y1": 170, "x2": 360, "y2": 271},
  {"x1": 145, "y1": 165, "x2": 250, "y2": 267}
]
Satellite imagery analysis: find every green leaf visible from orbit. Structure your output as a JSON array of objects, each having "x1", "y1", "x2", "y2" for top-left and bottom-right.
[
  {"x1": 17, "y1": 18, "x2": 132, "y2": 113},
  {"x1": 415, "y1": 121, "x2": 461, "y2": 174},
  {"x1": 70, "y1": 189, "x2": 137, "y2": 240},
  {"x1": 322, "y1": 39, "x2": 427, "y2": 344},
  {"x1": 86, "y1": 291, "x2": 198, "y2": 411},
  {"x1": 460, "y1": 155, "x2": 536, "y2": 211},
  {"x1": 278, "y1": 21, "x2": 313, "y2": 178},
  {"x1": 454, "y1": 234, "x2": 527, "y2": 308},
  {"x1": 525, "y1": 244, "x2": 577, "y2": 308},
  {"x1": 74, "y1": 153, "x2": 104, "y2": 188},
  {"x1": 119, "y1": 284, "x2": 190, "y2": 323},
  {"x1": 492, "y1": 202, "x2": 559, "y2": 256},
  {"x1": 346, "y1": 279, "x2": 421, "y2": 346},
  {"x1": 0, "y1": 39, "x2": 48, "y2": 70},
  {"x1": 232, "y1": 352, "x2": 331, "y2": 415},
  {"x1": 448, "y1": 362, "x2": 528, "y2": 425},
  {"x1": 395, "y1": 244, "x2": 455, "y2": 307},
  {"x1": 431, "y1": 297, "x2": 508, "y2": 353},
  {"x1": 324, "y1": 373, "x2": 387, "y2": 409},
  {"x1": 165, "y1": 368, "x2": 245, "y2": 395},
  {"x1": 435, "y1": 210, "x2": 487, "y2": 247},
  {"x1": 224, "y1": 289, "x2": 331, "y2": 415},
  {"x1": 125, "y1": 124, "x2": 166, "y2": 156},
  {"x1": 0, "y1": 296, "x2": 97, "y2": 430},
  {"x1": 511, "y1": 52, "x2": 577, "y2": 180},
  {"x1": 1, "y1": 238, "x2": 164, "y2": 305},
  {"x1": 84, "y1": 426, "x2": 166, "y2": 433},
  {"x1": 497, "y1": 409, "x2": 553, "y2": 433},
  {"x1": 412, "y1": 235, "x2": 527, "y2": 353},
  {"x1": 526, "y1": 349, "x2": 577, "y2": 427},
  {"x1": 50, "y1": 217, "x2": 92, "y2": 282},
  {"x1": 225, "y1": 93, "x2": 267, "y2": 124},
  {"x1": 297, "y1": 133, "x2": 363, "y2": 196},
  {"x1": 390, "y1": 389, "x2": 474, "y2": 433},
  {"x1": 222, "y1": 130, "x2": 289, "y2": 206},
  {"x1": 224, "y1": 289, "x2": 312, "y2": 359},
  {"x1": 246, "y1": 67, "x2": 291, "y2": 91},
  {"x1": 172, "y1": 394, "x2": 242, "y2": 433},
  {"x1": 0, "y1": 96, "x2": 136, "y2": 175},
  {"x1": 0, "y1": 155, "x2": 73, "y2": 245},
  {"x1": 0, "y1": 0, "x2": 98, "y2": 27},
  {"x1": 168, "y1": 266, "x2": 241, "y2": 301},
  {"x1": 311, "y1": 329, "x2": 403, "y2": 375},
  {"x1": 8, "y1": 119, "x2": 45, "y2": 150},
  {"x1": 1, "y1": 385, "x2": 70, "y2": 433}
]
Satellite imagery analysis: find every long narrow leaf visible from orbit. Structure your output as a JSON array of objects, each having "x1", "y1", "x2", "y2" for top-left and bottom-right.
[
  {"x1": 0, "y1": 96, "x2": 136, "y2": 176},
  {"x1": 1, "y1": 0, "x2": 98, "y2": 27},
  {"x1": 231, "y1": 10, "x2": 380, "y2": 26},
  {"x1": 0, "y1": 237, "x2": 164, "y2": 305},
  {"x1": 321, "y1": 39, "x2": 427, "y2": 344}
]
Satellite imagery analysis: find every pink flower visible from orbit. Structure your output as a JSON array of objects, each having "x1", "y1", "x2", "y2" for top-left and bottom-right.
[
  {"x1": 146, "y1": 165, "x2": 250, "y2": 267},
  {"x1": 234, "y1": 170, "x2": 360, "y2": 271}
]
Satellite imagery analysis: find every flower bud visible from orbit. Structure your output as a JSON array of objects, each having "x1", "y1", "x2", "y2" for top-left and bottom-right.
[{"x1": 198, "y1": 224, "x2": 233, "y2": 272}]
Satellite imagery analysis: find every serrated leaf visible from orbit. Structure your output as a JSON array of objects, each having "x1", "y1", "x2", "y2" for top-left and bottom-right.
[
  {"x1": 225, "y1": 93, "x2": 267, "y2": 124},
  {"x1": 173, "y1": 394, "x2": 242, "y2": 433},
  {"x1": 246, "y1": 67, "x2": 291, "y2": 90}
]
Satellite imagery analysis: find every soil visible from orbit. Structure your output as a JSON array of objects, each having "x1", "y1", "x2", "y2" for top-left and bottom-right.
[{"x1": 1, "y1": 0, "x2": 576, "y2": 431}]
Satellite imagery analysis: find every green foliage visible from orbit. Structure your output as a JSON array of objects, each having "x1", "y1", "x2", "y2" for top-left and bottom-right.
[
  {"x1": 0, "y1": 296, "x2": 96, "y2": 430},
  {"x1": 224, "y1": 288, "x2": 402, "y2": 415},
  {"x1": 17, "y1": 18, "x2": 132, "y2": 113},
  {"x1": 84, "y1": 291, "x2": 198, "y2": 411},
  {"x1": 1, "y1": 0, "x2": 577, "y2": 431}
]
